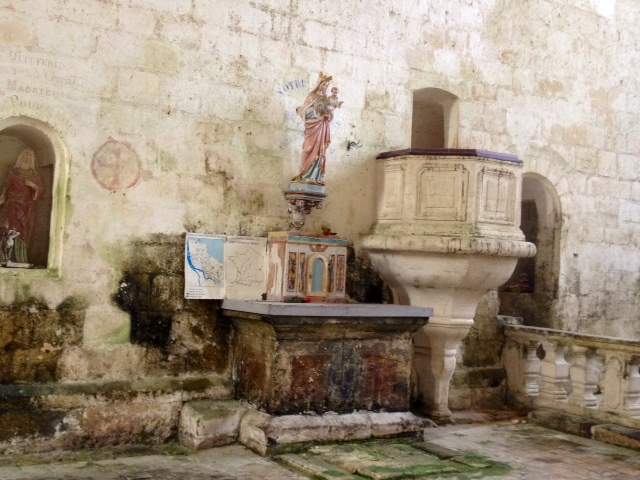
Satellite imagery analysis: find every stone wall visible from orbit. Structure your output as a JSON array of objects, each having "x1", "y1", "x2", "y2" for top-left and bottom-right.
[
  {"x1": 0, "y1": 0, "x2": 639, "y2": 444},
  {"x1": 0, "y1": 0, "x2": 637, "y2": 343},
  {"x1": 451, "y1": 291, "x2": 508, "y2": 411},
  {"x1": 0, "y1": 233, "x2": 233, "y2": 451},
  {"x1": 0, "y1": 296, "x2": 86, "y2": 383},
  {"x1": 113, "y1": 234, "x2": 231, "y2": 377}
]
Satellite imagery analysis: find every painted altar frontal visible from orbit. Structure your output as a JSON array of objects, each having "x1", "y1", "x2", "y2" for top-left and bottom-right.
[{"x1": 184, "y1": 232, "x2": 347, "y2": 303}]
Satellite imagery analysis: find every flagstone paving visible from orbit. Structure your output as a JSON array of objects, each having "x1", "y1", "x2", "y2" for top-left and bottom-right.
[
  {"x1": 0, "y1": 421, "x2": 638, "y2": 479},
  {"x1": 276, "y1": 440, "x2": 509, "y2": 479}
]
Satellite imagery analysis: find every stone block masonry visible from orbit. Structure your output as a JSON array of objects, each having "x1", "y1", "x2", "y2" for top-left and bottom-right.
[
  {"x1": 0, "y1": 0, "x2": 637, "y2": 332},
  {"x1": 0, "y1": 0, "x2": 639, "y2": 451},
  {"x1": 224, "y1": 301, "x2": 430, "y2": 415}
]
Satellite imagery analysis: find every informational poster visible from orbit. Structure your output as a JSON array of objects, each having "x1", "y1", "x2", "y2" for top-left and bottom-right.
[
  {"x1": 185, "y1": 233, "x2": 226, "y2": 299},
  {"x1": 225, "y1": 236, "x2": 268, "y2": 300},
  {"x1": 184, "y1": 234, "x2": 267, "y2": 300}
]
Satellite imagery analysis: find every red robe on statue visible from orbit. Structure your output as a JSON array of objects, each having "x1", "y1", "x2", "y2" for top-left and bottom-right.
[{"x1": 0, "y1": 168, "x2": 44, "y2": 247}]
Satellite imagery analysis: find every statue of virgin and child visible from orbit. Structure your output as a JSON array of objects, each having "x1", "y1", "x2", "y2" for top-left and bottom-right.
[{"x1": 292, "y1": 72, "x2": 342, "y2": 185}]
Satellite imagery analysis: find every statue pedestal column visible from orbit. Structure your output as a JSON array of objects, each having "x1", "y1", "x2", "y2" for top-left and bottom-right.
[
  {"x1": 283, "y1": 181, "x2": 326, "y2": 230},
  {"x1": 412, "y1": 318, "x2": 473, "y2": 418},
  {"x1": 361, "y1": 149, "x2": 536, "y2": 420}
]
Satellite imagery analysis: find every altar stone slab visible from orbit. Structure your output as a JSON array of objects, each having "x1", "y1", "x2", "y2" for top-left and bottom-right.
[{"x1": 222, "y1": 300, "x2": 432, "y2": 415}]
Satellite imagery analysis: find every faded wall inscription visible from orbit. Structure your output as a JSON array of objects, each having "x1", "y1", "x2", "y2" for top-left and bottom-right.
[{"x1": 1, "y1": 50, "x2": 85, "y2": 101}]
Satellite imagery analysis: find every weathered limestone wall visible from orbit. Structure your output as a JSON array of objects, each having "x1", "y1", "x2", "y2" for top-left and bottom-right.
[
  {"x1": 452, "y1": 291, "x2": 507, "y2": 411},
  {"x1": 0, "y1": 0, "x2": 638, "y2": 434}
]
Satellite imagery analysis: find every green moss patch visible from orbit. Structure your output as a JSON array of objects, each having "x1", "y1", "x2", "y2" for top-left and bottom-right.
[{"x1": 276, "y1": 439, "x2": 512, "y2": 479}]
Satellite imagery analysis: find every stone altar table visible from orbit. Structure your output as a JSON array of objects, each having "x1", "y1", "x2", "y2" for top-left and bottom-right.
[{"x1": 222, "y1": 300, "x2": 432, "y2": 415}]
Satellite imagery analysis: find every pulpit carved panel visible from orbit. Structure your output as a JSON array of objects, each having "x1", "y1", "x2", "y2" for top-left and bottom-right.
[
  {"x1": 477, "y1": 168, "x2": 517, "y2": 225},
  {"x1": 415, "y1": 164, "x2": 468, "y2": 221},
  {"x1": 380, "y1": 164, "x2": 405, "y2": 220}
]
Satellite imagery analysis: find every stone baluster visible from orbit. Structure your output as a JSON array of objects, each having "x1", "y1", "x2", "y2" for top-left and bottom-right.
[
  {"x1": 623, "y1": 356, "x2": 640, "y2": 418},
  {"x1": 567, "y1": 345, "x2": 598, "y2": 408},
  {"x1": 523, "y1": 339, "x2": 542, "y2": 396},
  {"x1": 504, "y1": 337, "x2": 541, "y2": 406},
  {"x1": 538, "y1": 340, "x2": 569, "y2": 405},
  {"x1": 504, "y1": 327, "x2": 640, "y2": 423},
  {"x1": 602, "y1": 353, "x2": 625, "y2": 413},
  {"x1": 504, "y1": 339, "x2": 523, "y2": 398}
]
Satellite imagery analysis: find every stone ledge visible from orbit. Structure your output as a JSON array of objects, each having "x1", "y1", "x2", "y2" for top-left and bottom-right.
[
  {"x1": 0, "y1": 375, "x2": 232, "y2": 402},
  {"x1": 0, "y1": 376, "x2": 233, "y2": 452},
  {"x1": 240, "y1": 410, "x2": 433, "y2": 456},
  {"x1": 179, "y1": 400, "x2": 248, "y2": 450},
  {"x1": 179, "y1": 402, "x2": 437, "y2": 456},
  {"x1": 530, "y1": 409, "x2": 640, "y2": 452},
  {"x1": 592, "y1": 424, "x2": 640, "y2": 452}
]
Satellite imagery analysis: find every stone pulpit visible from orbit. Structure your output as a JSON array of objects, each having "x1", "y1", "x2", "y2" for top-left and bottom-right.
[{"x1": 361, "y1": 149, "x2": 536, "y2": 419}]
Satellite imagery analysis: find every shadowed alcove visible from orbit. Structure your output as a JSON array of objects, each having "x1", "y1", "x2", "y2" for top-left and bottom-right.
[
  {"x1": 499, "y1": 173, "x2": 561, "y2": 328},
  {"x1": 411, "y1": 88, "x2": 459, "y2": 149}
]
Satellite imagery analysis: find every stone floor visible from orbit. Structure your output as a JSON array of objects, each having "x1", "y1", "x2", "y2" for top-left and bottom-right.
[
  {"x1": 0, "y1": 421, "x2": 638, "y2": 479},
  {"x1": 426, "y1": 422, "x2": 640, "y2": 479}
]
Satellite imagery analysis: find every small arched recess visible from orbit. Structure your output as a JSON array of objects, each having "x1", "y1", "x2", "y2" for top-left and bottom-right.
[
  {"x1": 499, "y1": 173, "x2": 561, "y2": 328},
  {"x1": 306, "y1": 254, "x2": 329, "y2": 299},
  {"x1": 411, "y1": 88, "x2": 459, "y2": 149},
  {"x1": 0, "y1": 116, "x2": 68, "y2": 274}
]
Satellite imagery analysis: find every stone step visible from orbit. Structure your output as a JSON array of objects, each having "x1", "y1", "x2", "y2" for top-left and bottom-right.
[
  {"x1": 179, "y1": 400, "x2": 249, "y2": 450},
  {"x1": 179, "y1": 401, "x2": 433, "y2": 455},
  {"x1": 528, "y1": 409, "x2": 600, "y2": 438},
  {"x1": 591, "y1": 424, "x2": 640, "y2": 452},
  {"x1": 244, "y1": 410, "x2": 431, "y2": 456},
  {"x1": 529, "y1": 409, "x2": 640, "y2": 453}
]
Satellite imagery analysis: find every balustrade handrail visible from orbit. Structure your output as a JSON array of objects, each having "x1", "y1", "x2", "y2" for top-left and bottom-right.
[
  {"x1": 503, "y1": 323, "x2": 640, "y2": 427},
  {"x1": 505, "y1": 324, "x2": 640, "y2": 353}
]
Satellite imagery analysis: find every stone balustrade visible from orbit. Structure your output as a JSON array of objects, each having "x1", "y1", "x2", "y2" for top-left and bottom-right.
[{"x1": 504, "y1": 324, "x2": 640, "y2": 428}]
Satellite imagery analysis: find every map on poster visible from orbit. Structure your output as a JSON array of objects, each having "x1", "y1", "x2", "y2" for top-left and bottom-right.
[
  {"x1": 226, "y1": 236, "x2": 268, "y2": 300},
  {"x1": 184, "y1": 233, "x2": 267, "y2": 300},
  {"x1": 185, "y1": 233, "x2": 226, "y2": 299}
]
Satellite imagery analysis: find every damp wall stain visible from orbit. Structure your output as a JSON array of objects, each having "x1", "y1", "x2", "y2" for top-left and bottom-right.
[
  {"x1": 112, "y1": 233, "x2": 231, "y2": 376},
  {"x1": 346, "y1": 246, "x2": 394, "y2": 304},
  {"x1": 0, "y1": 295, "x2": 87, "y2": 383}
]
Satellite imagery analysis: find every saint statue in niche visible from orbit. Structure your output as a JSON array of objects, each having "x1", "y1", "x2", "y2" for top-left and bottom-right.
[
  {"x1": 0, "y1": 148, "x2": 44, "y2": 266},
  {"x1": 293, "y1": 72, "x2": 342, "y2": 185}
]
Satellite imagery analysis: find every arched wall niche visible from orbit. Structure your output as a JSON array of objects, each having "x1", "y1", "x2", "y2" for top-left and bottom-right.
[
  {"x1": 0, "y1": 116, "x2": 68, "y2": 275},
  {"x1": 499, "y1": 172, "x2": 562, "y2": 328},
  {"x1": 306, "y1": 254, "x2": 329, "y2": 297},
  {"x1": 411, "y1": 88, "x2": 459, "y2": 149}
]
